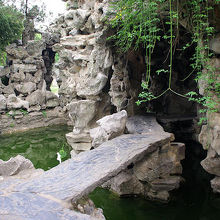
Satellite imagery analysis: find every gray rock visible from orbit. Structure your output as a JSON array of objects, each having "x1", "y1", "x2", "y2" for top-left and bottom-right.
[
  {"x1": 68, "y1": 142, "x2": 92, "y2": 151},
  {"x1": 66, "y1": 132, "x2": 92, "y2": 143},
  {"x1": 6, "y1": 44, "x2": 29, "y2": 59},
  {"x1": 150, "y1": 176, "x2": 183, "y2": 191},
  {"x1": 13, "y1": 63, "x2": 37, "y2": 73},
  {"x1": 67, "y1": 100, "x2": 97, "y2": 134},
  {"x1": 26, "y1": 40, "x2": 46, "y2": 57},
  {"x1": 90, "y1": 126, "x2": 108, "y2": 148},
  {"x1": 211, "y1": 177, "x2": 220, "y2": 193},
  {"x1": 104, "y1": 170, "x2": 144, "y2": 196},
  {"x1": 45, "y1": 91, "x2": 59, "y2": 108},
  {"x1": 212, "y1": 126, "x2": 220, "y2": 155},
  {"x1": 6, "y1": 94, "x2": 29, "y2": 110},
  {"x1": 26, "y1": 90, "x2": 46, "y2": 106},
  {"x1": 0, "y1": 66, "x2": 10, "y2": 78},
  {"x1": 0, "y1": 94, "x2": 6, "y2": 110},
  {"x1": 201, "y1": 156, "x2": 220, "y2": 176},
  {"x1": 209, "y1": 36, "x2": 220, "y2": 54},
  {"x1": 126, "y1": 115, "x2": 164, "y2": 134},
  {"x1": 90, "y1": 110, "x2": 127, "y2": 148},
  {"x1": 14, "y1": 82, "x2": 36, "y2": 95},
  {"x1": 0, "y1": 155, "x2": 34, "y2": 176},
  {"x1": 10, "y1": 71, "x2": 26, "y2": 82}
]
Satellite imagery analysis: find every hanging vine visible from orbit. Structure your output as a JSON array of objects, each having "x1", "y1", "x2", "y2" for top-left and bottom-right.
[{"x1": 107, "y1": 0, "x2": 220, "y2": 123}]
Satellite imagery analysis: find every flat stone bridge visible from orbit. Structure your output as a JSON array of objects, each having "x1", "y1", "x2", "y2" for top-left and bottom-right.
[{"x1": 0, "y1": 117, "x2": 173, "y2": 219}]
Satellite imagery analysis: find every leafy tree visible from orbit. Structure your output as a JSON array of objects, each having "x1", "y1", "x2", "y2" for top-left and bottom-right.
[
  {"x1": 0, "y1": 2, "x2": 23, "y2": 64},
  {"x1": 1, "y1": 0, "x2": 46, "y2": 45}
]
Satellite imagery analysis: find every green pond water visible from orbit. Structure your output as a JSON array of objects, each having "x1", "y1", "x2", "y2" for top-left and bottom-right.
[
  {"x1": 0, "y1": 127, "x2": 220, "y2": 220},
  {"x1": 0, "y1": 125, "x2": 72, "y2": 170}
]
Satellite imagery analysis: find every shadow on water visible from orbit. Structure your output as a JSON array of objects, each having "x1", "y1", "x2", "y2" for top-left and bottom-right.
[
  {"x1": 89, "y1": 141, "x2": 220, "y2": 220},
  {"x1": 0, "y1": 125, "x2": 72, "y2": 171}
]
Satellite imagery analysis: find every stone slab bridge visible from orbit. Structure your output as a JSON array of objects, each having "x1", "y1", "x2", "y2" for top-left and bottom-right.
[{"x1": 0, "y1": 117, "x2": 174, "y2": 219}]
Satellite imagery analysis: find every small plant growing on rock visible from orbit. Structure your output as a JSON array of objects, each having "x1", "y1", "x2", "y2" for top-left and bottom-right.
[{"x1": 42, "y1": 110, "x2": 47, "y2": 118}]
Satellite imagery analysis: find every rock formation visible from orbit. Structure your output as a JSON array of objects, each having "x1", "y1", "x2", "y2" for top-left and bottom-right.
[
  {"x1": 103, "y1": 116, "x2": 185, "y2": 202},
  {"x1": 0, "y1": 37, "x2": 67, "y2": 134},
  {"x1": 199, "y1": 58, "x2": 220, "y2": 193}
]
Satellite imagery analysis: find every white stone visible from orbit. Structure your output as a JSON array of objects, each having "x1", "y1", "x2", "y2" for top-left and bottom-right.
[{"x1": 90, "y1": 110, "x2": 127, "y2": 148}]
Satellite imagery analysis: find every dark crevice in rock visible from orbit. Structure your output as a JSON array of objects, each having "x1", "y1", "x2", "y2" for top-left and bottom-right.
[
  {"x1": 110, "y1": 105, "x2": 117, "y2": 114},
  {"x1": 42, "y1": 48, "x2": 56, "y2": 91},
  {"x1": 102, "y1": 68, "x2": 113, "y2": 93},
  {"x1": 1, "y1": 76, "x2": 9, "y2": 86}
]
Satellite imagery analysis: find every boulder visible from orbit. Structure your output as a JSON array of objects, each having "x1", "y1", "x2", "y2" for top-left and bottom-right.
[
  {"x1": 6, "y1": 44, "x2": 29, "y2": 59},
  {"x1": 0, "y1": 155, "x2": 34, "y2": 176},
  {"x1": 13, "y1": 63, "x2": 37, "y2": 73},
  {"x1": 209, "y1": 35, "x2": 220, "y2": 54},
  {"x1": 45, "y1": 91, "x2": 59, "y2": 108},
  {"x1": 7, "y1": 94, "x2": 29, "y2": 110},
  {"x1": 212, "y1": 126, "x2": 220, "y2": 155},
  {"x1": 150, "y1": 176, "x2": 183, "y2": 192},
  {"x1": 14, "y1": 82, "x2": 36, "y2": 95},
  {"x1": 66, "y1": 132, "x2": 92, "y2": 143},
  {"x1": 26, "y1": 90, "x2": 46, "y2": 106},
  {"x1": 10, "y1": 71, "x2": 26, "y2": 82},
  {"x1": 201, "y1": 156, "x2": 220, "y2": 176},
  {"x1": 104, "y1": 170, "x2": 144, "y2": 196},
  {"x1": 90, "y1": 110, "x2": 127, "y2": 148},
  {"x1": 0, "y1": 66, "x2": 10, "y2": 78},
  {"x1": 25, "y1": 40, "x2": 46, "y2": 57},
  {"x1": 211, "y1": 177, "x2": 220, "y2": 193},
  {"x1": 67, "y1": 100, "x2": 97, "y2": 134},
  {"x1": 0, "y1": 94, "x2": 6, "y2": 110},
  {"x1": 68, "y1": 142, "x2": 92, "y2": 151},
  {"x1": 66, "y1": 132, "x2": 92, "y2": 152}
]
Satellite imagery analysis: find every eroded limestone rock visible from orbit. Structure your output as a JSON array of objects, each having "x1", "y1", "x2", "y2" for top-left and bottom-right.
[
  {"x1": 199, "y1": 57, "x2": 220, "y2": 193},
  {"x1": 0, "y1": 94, "x2": 6, "y2": 111},
  {"x1": 6, "y1": 94, "x2": 29, "y2": 110},
  {"x1": 90, "y1": 110, "x2": 127, "y2": 148},
  {"x1": 104, "y1": 116, "x2": 184, "y2": 202},
  {"x1": 67, "y1": 100, "x2": 97, "y2": 134},
  {"x1": 0, "y1": 155, "x2": 34, "y2": 176}
]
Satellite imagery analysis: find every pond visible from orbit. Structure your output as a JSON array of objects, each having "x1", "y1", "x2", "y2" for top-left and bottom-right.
[
  {"x1": 0, "y1": 127, "x2": 220, "y2": 220},
  {"x1": 0, "y1": 125, "x2": 72, "y2": 170}
]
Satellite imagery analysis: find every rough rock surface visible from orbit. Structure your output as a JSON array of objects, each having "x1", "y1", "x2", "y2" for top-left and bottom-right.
[
  {"x1": 90, "y1": 110, "x2": 127, "y2": 148},
  {"x1": 0, "y1": 155, "x2": 34, "y2": 176},
  {"x1": 199, "y1": 58, "x2": 220, "y2": 193},
  {"x1": 6, "y1": 94, "x2": 29, "y2": 110},
  {"x1": 104, "y1": 116, "x2": 185, "y2": 201},
  {"x1": 0, "y1": 31, "x2": 67, "y2": 132},
  {"x1": 0, "y1": 94, "x2": 6, "y2": 111}
]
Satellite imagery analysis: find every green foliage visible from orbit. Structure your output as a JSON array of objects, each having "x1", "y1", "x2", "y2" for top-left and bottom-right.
[
  {"x1": 108, "y1": 0, "x2": 219, "y2": 123},
  {"x1": 20, "y1": 109, "x2": 28, "y2": 116},
  {"x1": 34, "y1": 33, "x2": 42, "y2": 41},
  {"x1": 0, "y1": 51, "x2": 7, "y2": 66},
  {"x1": 0, "y1": 3, "x2": 23, "y2": 54},
  {"x1": 59, "y1": 146, "x2": 67, "y2": 160},
  {"x1": 55, "y1": 53, "x2": 60, "y2": 63},
  {"x1": 42, "y1": 111, "x2": 47, "y2": 118}
]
